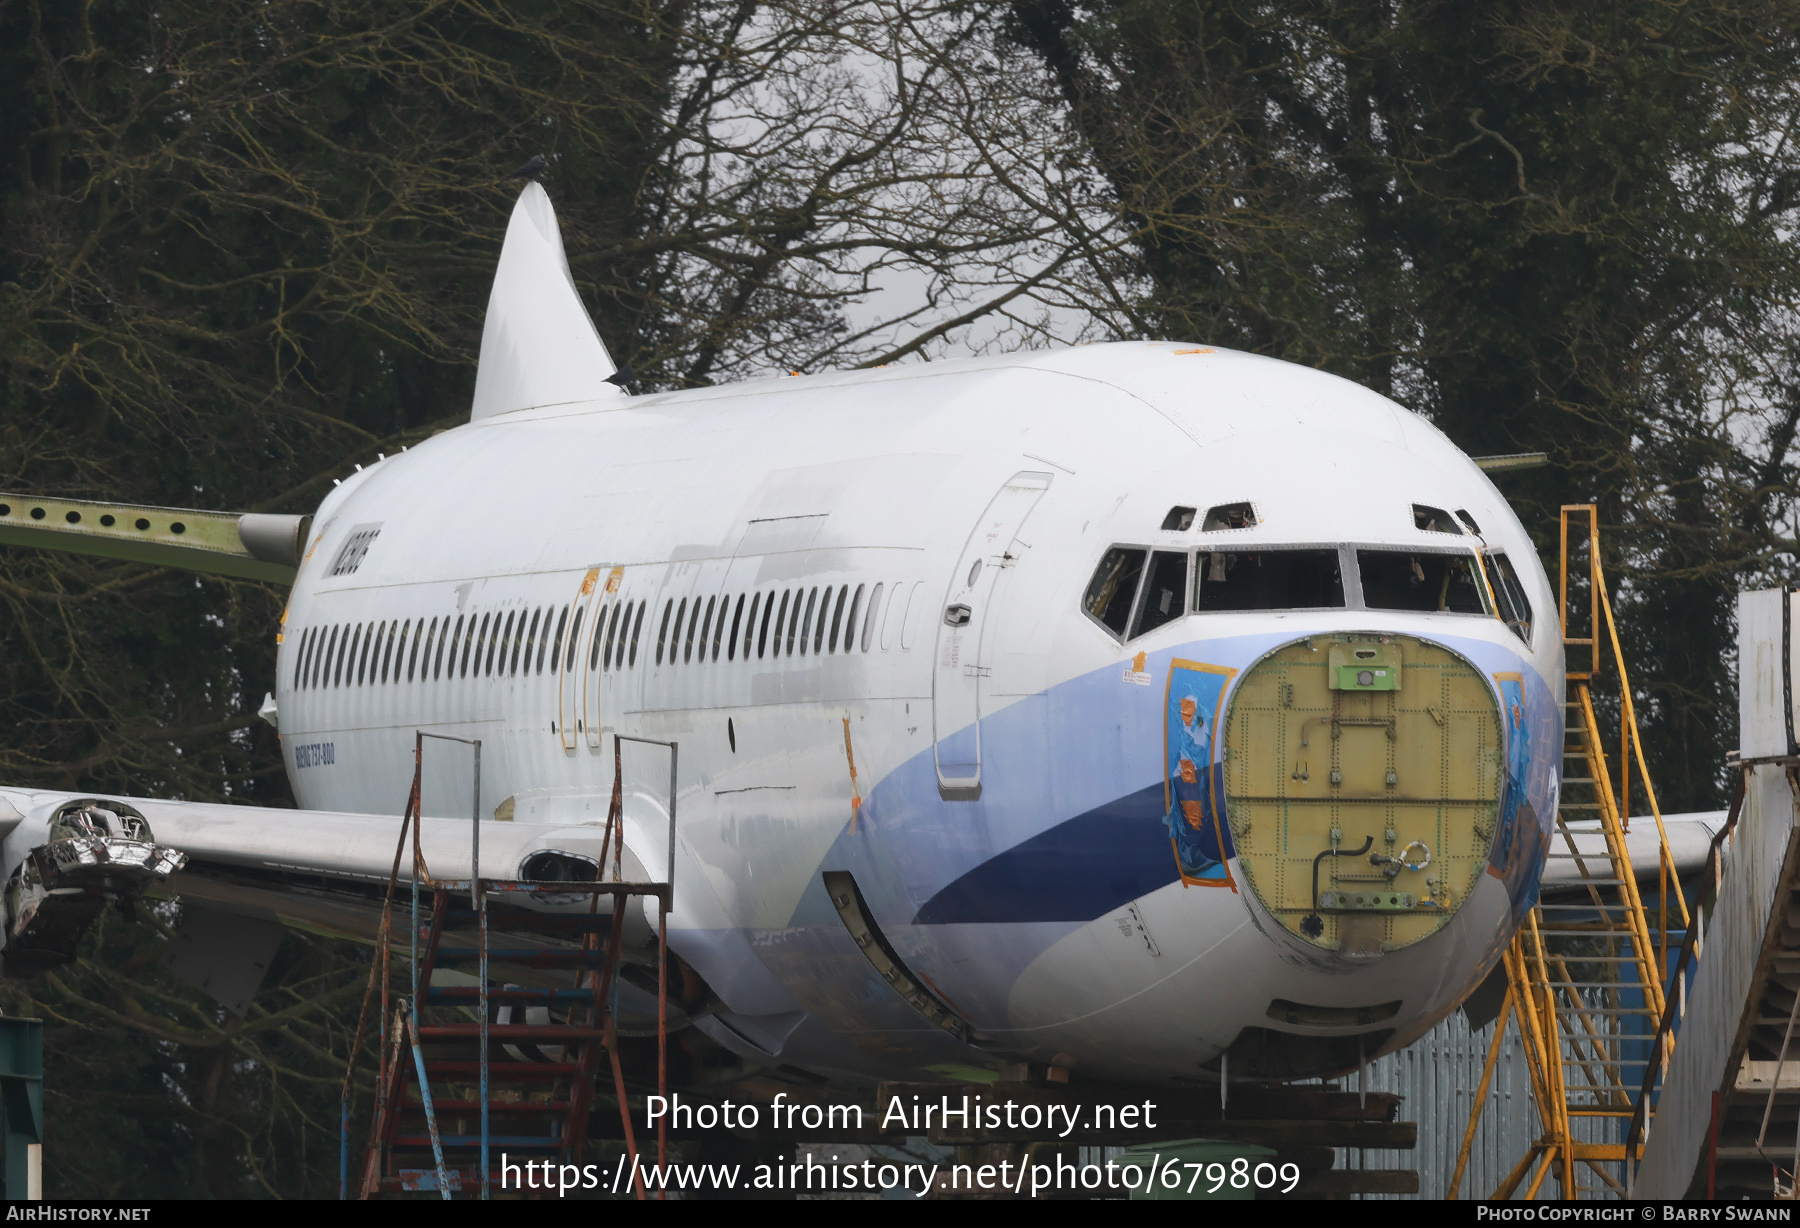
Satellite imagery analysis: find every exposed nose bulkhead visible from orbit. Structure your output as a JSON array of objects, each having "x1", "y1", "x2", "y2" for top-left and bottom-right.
[{"x1": 1224, "y1": 634, "x2": 1503, "y2": 955}]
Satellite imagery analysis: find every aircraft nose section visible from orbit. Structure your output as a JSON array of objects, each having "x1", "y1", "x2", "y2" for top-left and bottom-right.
[{"x1": 1220, "y1": 633, "x2": 1506, "y2": 956}]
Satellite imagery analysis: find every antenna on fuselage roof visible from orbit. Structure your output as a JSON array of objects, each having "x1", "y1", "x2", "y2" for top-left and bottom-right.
[{"x1": 469, "y1": 182, "x2": 625, "y2": 422}]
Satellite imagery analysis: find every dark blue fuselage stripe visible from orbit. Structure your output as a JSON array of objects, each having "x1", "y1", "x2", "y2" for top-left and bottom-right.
[{"x1": 912, "y1": 782, "x2": 1175, "y2": 924}]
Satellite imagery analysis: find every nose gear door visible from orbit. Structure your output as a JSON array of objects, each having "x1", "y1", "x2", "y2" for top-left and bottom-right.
[{"x1": 931, "y1": 471, "x2": 1052, "y2": 799}]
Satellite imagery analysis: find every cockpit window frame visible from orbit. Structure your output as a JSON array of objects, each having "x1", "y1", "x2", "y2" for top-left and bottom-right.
[
  {"x1": 1080, "y1": 544, "x2": 1151, "y2": 640},
  {"x1": 1481, "y1": 550, "x2": 1535, "y2": 647},
  {"x1": 1193, "y1": 543, "x2": 1349, "y2": 616},
  {"x1": 1355, "y1": 545, "x2": 1495, "y2": 618},
  {"x1": 1082, "y1": 540, "x2": 1518, "y2": 644}
]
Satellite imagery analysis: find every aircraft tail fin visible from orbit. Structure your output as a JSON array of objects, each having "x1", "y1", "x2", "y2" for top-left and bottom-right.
[{"x1": 470, "y1": 182, "x2": 623, "y2": 421}]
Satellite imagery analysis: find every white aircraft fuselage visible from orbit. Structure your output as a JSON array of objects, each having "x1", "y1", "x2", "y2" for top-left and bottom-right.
[{"x1": 274, "y1": 339, "x2": 1561, "y2": 1087}]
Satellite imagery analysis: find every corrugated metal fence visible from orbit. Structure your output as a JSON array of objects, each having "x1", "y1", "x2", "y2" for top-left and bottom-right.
[{"x1": 1316, "y1": 1008, "x2": 1619, "y2": 1199}]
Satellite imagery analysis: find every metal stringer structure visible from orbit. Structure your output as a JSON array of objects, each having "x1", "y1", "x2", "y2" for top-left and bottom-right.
[
  {"x1": 1450, "y1": 505, "x2": 1691, "y2": 1199},
  {"x1": 339, "y1": 731, "x2": 676, "y2": 1199}
]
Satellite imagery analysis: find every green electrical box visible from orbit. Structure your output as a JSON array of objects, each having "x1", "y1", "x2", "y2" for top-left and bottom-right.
[
  {"x1": 0, "y1": 1017, "x2": 43, "y2": 1200},
  {"x1": 1328, "y1": 642, "x2": 1402, "y2": 691}
]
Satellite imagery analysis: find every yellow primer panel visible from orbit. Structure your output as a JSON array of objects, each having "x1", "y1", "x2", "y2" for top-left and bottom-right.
[{"x1": 1224, "y1": 634, "x2": 1502, "y2": 954}]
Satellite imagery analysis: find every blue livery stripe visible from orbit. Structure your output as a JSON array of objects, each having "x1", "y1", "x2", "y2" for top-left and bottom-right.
[{"x1": 911, "y1": 782, "x2": 1176, "y2": 924}]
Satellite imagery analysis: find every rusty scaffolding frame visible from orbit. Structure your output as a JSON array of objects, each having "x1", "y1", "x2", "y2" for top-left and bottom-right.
[{"x1": 338, "y1": 731, "x2": 676, "y2": 1199}]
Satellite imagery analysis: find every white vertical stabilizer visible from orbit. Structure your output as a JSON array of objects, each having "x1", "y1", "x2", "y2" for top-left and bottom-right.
[{"x1": 470, "y1": 183, "x2": 622, "y2": 421}]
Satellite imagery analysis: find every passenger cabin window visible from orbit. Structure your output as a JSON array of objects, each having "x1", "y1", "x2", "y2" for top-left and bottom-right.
[
  {"x1": 566, "y1": 608, "x2": 584, "y2": 671},
  {"x1": 1083, "y1": 547, "x2": 1147, "y2": 637},
  {"x1": 1487, "y1": 552, "x2": 1534, "y2": 642},
  {"x1": 770, "y1": 592, "x2": 788, "y2": 657},
  {"x1": 627, "y1": 601, "x2": 645, "y2": 667},
  {"x1": 1131, "y1": 551, "x2": 1189, "y2": 637},
  {"x1": 861, "y1": 584, "x2": 882, "y2": 651},
  {"x1": 597, "y1": 605, "x2": 617, "y2": 670},
  {"x1": 1359, "y1": 550, "x2": 1490, "y2": 614},
  {"x1": 466, "y1": 616, "x2": 480, "y2": 677},
  {"x1": 548, "y1": 605, "x2": 568, "y2": 672},
  {"x1": 1194, "y1": 549, "x2": 1345, "y2": 612},
  {"x1": 522, "y1": 609, "x2": 537, "y2": 671},
  {"x1": 828, "y1": 586, "x2": 847, "y2": 652},
  {"x1": 497, "y1": 611, "x2": 515, "y2": 674},
  {"x1": 441, "y1": 612, "x2": 457, "y2": 680},
  {"x1": 697, "y1": 598, "x2": 715, "y2": 663}
]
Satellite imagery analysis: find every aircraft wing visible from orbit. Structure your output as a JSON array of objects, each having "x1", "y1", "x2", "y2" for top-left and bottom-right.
[
  {"x1": 1538, "y1": 812, "x2": 1726, "y2": 892},
  {"x1": 0, "y1": 494, "x2": 309, "y2": 584},
  {"x1": 0, "y1": 786, "x2": 647, "y2": 981}
]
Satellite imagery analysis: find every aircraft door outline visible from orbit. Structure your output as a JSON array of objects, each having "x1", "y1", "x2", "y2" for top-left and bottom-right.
[
  {"x1": 582, "y1": 567, "x2": 623, "y2": 750},
  {"x1": 931, "y1": 471, "x2": 1052, "y2": 799},
  {"x1": 557, "y1": 567, "x2": 601, "y2": 752}
]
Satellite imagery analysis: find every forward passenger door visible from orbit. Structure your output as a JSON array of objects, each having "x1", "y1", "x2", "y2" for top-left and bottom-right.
[{"x1": 931, "y1": 471, "x2": 1052, "y2": 799}]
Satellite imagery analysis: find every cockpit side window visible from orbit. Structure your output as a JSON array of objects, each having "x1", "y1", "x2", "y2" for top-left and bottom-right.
[
  {"x1": 1083, "y1": 547, "x2": 1147, "y2": 637},
  {"x1": 1359, "y1": 550, "x2": 1490, "y2": 614},
  {"x1": 1413, "y1": 505, "x2": 1462, "y2": 534},
  {"x1": 1487, "y1": 552, "x2": 1534, "y2": 642},
  {"x1": 1130, "y1": 551, "x2": 1189, "y2": 637},
  {"x1": 1194, "y1": 549, "x2": 1345, "y2": 612},
  {"x1": 1201, "y1": 502, "x2": 1256, "y2": 531}
]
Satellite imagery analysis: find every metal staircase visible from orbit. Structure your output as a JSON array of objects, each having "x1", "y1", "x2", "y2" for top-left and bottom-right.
[
  {"x1": 1452, "y1": 506, "x2": 1689, "y2": 1198},
  {"x1": 342, "y1": 732, "x2": 675, "y2": 1199}
]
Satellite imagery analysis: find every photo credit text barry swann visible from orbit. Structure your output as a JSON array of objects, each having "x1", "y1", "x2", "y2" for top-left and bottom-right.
[{"x1": 1477, "y1": 1210, "x2": 1791, "y2": 1221}]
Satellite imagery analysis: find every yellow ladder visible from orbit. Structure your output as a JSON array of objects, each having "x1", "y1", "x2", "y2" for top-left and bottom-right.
[{"x1": 1451, "y1": 505, "x2": 1690, "y2": 1199}]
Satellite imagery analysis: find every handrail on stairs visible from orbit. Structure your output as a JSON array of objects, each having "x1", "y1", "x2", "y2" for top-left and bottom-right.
[
  {"x1": 1623, "y1": 767, "x2": 1749, "y2": 1173},
  {"x1": 1567, "y1": 504, "x2": 1693, "y2": 944}
]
